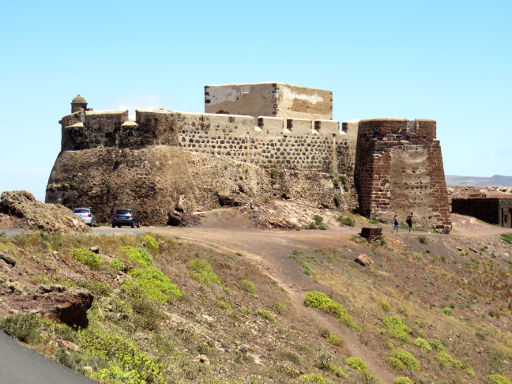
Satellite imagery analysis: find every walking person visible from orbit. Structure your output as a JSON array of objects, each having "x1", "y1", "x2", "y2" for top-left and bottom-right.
[
  {"x1": 406, "y1": 212, "x2": 413, "y2": 233},
  {"x1": 392, "y1": 215, "x2": 399, "y2": 233}
]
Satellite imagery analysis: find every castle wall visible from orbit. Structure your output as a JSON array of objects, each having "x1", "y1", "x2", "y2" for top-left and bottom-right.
[
  {"x1": 355, "y1": 119, "x2": 451, "y2": 231},
  {"x1": 61, "y1": 110, "x2": 128, "y2": 150},
  {"x1": 59, "y1": 107, "x2": 355, "y2": 176},
  {"x1": 205, "y1": 83, "x2": 332, "y2": 120}
]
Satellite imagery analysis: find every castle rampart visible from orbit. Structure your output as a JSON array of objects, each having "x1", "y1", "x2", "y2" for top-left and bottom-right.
[{"x1": 59, "y1": 106, "x2": 356, "y2": 175}]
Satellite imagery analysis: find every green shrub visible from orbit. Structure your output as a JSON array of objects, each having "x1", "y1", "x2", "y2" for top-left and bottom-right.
[
  {"x1": 418, "y1": 236, "x2": 428, "y2": 245},
  {"x1": 80, "y1": 328, "x2": 165, "y2": 384},
  {"x1": 110, "y1": 258, "x2": 126, "y2": 271},
  {"x1": 380, "y1": 300, "x2": 392, "y2": 312},
  {"x1": 387, "y1": 349, "x2": 420, "y2": 372},
  {"x1": 321, "y1": 330, "x2": 342, "y2": 346},
  {"x1": 0, "y1": 314, "x2": 43, "y2": 343},
  {"x1": 337, "y1": 216, "x2": 355, "y2": 227},
  {"x1": 314, "y1": 215, "x2": 324, "y2": 225},
  {"x1": 122, "y1": 246, "x2": 153, "y2": 267},
  {"x1": 413, "y1": 338, "x2": 432, "y2": 351},
  {"x1": 346, "y1": 356, "x2": 367, "y2": 372},
  {"x1": 240, "y1": 279, "x2": 256, "y2": 294},
  {"x1": 271, "y1": 301, "x2": 288, "y2": 315},
  {"x1": 257, "y1": 309, "x2": 276, "y2": 322},
  {"x1": 436, "y1": 350, "x2": 459, "y2": 368},
  {"x1": 441, "y1": 307, "x2": 452, "y2": 315},
  {"x1": 316, "y1": 351, "x2": 346, "y2": 377},
  {"x1": 188, "y1": 259, "x2": 222, "y2": 286},
  {"x1": 486, "y1": 374, "x2": 512, "y2": 384},
  {"x1": 142, "y1": 235, "x2": 159, "y2": 251},
  {"x1": 500, "y1": 234, "x2": 512, "y2": 244},
  {"x1": 71, "y1": 248, "x2": 103, "y2": 270},
  {"x1": 124, "y1": 266, "x2": 183, "y2": 303},
  {"x1": 0, "y1": 243, "x2": 18, "y2": 258},
  {"x1": 308, "y1": 222, "x2": 318, "y2": 230},
  {"x1": 77, "y1": 280, "x2": 112, "y2": 297},
  {"x1": 305, "y1": 291, "x2": 361, "y2": 331},
  {"x1": 394, "y1": 378, "x2": 414, "y2": 384},
  {"x1": 383, "y1": 316, "x2": 410, "y2": 343},
  {"x1": 368, "y1": 219, "x2": 380, "y2": 225},
  {"x1": 428, "y1": 338, "x2": 445, "y2": 352},
  {"x1": 333, "y1": 196, "x2": 341, "y2": 208},
  {"x1": 299, "y1": 373, "x2": 328, "y2": 384},
  {"x1": 318, "y1": 224, "x2": 327, "y2": 230},
  {"x1": 216, "y1": 300, "x2": 232, "y2": 311}
]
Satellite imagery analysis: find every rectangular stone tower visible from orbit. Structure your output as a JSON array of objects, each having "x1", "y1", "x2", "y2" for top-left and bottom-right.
[
  {"x1": 355, "y1": 118, "x2": 452, "y2": 232},
  {"x1": 204, "y1": 83, "x2": 333, "y2": 120}
]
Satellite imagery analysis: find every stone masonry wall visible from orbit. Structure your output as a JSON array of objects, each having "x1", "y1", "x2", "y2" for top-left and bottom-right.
[
  {"x1": 205, "y1": 83, "x2": 333, "y2": 120},
  {"x1": 59, "y1": 108, "x2": 356, "y2": 176},
  {"x1": 355, "y1": 119, "x2": 451, "y2": 231}
]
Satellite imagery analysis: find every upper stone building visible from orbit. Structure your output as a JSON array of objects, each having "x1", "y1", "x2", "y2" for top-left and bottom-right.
[
  {"x1": 205, "y1": 83, "x2": 333, "y2": 120},
  {"x1": 46, "y1": 82, "x2": 452, "y2": 231}
]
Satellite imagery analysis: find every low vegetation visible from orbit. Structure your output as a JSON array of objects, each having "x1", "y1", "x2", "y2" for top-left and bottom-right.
[{"x1": 0, "y1": 223, "x2": 511, "y2": 384}]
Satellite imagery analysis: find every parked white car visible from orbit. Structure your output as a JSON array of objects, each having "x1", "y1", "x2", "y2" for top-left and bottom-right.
[{"x1": 73, "y1": 208, "x2": 96, "y2": 226}]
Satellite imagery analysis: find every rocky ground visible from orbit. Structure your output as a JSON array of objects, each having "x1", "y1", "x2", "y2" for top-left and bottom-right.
[
  {"x1": 0, "y1": 202, "x2": 511, "y2": 383},
  {"x1": 0, "y1": 191, "x2": 90, "y2": 233}
]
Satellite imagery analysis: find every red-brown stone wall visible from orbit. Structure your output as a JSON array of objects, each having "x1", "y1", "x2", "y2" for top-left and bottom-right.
[{"x1": 355, "y1": 119, "x2": 451, "y2": 231}]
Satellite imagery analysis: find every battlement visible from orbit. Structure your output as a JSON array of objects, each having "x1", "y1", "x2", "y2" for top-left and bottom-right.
[{"x1": 60, "y1": 106, "x2": 347, "y2": 152}]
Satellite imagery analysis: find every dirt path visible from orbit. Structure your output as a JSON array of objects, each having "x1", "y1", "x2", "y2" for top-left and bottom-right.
[{"x1": 149, "y1": 226, "x2": 397, "y2": 384}]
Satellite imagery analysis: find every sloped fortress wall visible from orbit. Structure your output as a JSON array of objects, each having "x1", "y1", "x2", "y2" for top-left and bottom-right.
[
  {"x1": 205, "y1": 83, "x2": 333, "y2": 120},
  {"x1": 355, "y1": 119, "x2": 451, "y2": 231}
]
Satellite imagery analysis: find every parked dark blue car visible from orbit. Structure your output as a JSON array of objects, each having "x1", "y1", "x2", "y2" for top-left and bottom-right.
[{"x1": 111, "y1": 209, "x2": 141, "y2": 228}]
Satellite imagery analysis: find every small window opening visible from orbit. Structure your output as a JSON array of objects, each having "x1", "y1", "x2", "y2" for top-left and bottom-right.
[
  {"x1": 286, "y1": 119, "x2": 293, "y2": 130},
  {"x1": 258, "y1": 118, "x2": 264, "y2": 128}
]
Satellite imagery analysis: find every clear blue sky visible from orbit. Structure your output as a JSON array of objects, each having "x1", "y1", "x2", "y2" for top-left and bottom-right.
[{"x1": 1, "y1": 0, "x2": 511, "y2": 201}]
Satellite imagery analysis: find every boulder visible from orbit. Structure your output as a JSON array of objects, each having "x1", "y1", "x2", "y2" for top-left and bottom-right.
[
  {"x1": 354, "y1": 254, "x2": 373, "y2": 267},
  {"x1": 0, "y1": 285, "x2": 93, "y2": 328},
  {"x1": 0, "y1": 191, "x2": 89, "y2": 233},
  {"x1": 167, "y1": 210, "x2": 200, "y2": 227},
  {"x1": 0, "y1": 249, "x2": 16, "y2": 267}
]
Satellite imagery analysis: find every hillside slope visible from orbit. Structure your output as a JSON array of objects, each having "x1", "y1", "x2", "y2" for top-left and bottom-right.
[{"x1": 0, "y1": 211, "x2": 511, "y2": 384}]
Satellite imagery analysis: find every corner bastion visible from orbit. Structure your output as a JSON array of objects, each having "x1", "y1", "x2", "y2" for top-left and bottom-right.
[{"x1": 355, "y1": 118, "x2": 451, "y2": 231}]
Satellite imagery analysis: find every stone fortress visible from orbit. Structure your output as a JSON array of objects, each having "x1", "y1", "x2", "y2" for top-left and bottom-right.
[{"x1": 46, "y1": 83, "x2": 451, "y2": 231}]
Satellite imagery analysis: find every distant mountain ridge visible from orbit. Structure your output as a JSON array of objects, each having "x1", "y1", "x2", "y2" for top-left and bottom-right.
[{"x1": 446, "y1": 174, "x2": 512, "y2": 187}]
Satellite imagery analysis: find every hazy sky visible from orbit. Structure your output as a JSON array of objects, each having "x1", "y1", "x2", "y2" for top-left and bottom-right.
[{"x1": 0, "y1": 0, "x2": 511, "y2": 201}]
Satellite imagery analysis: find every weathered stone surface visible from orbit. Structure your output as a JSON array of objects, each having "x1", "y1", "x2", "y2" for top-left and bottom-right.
[
  {"x1": 354, "y1": 119, "x2": 451, "y2": 232},
  {"x1": 46, "y1": 147, "x2": 355, "y2": 225},
  {"x1": 0, "y1": 286, "x2": 93, "y2": 328},
  {"x1": 0, "y1": 191, "x2": 90, "y2": 233},
  {"x1": 354, "y1": 254, "x2": 373, "y2": 267}
]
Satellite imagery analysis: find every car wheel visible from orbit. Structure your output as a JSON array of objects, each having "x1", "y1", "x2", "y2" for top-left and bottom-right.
[
  {"x1": 111, "y1": 224, "x2": 115, "y2": 228},
  {"x1": 137, "y1": 222, "x2": 141, "y2": 228},
  {"x1": 131, "y1": 223, "x2": 135, "y2": 228}
]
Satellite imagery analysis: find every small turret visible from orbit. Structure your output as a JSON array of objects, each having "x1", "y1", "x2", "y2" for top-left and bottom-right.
[{"x1": 71, "y1": 94, "x2": 87, "y2": 113}]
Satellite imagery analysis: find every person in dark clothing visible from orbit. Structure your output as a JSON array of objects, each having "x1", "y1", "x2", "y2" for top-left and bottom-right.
[{"x1": 406, "y1": 213, "x2": 413, "y2": 233}]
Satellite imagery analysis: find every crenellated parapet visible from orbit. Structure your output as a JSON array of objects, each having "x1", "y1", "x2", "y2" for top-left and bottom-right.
[{"x1": 58, "y1": 105, "x2": 357, "y2": 174}]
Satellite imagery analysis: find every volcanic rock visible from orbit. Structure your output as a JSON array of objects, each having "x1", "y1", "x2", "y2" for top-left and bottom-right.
[{"x1": 0, "y1": 191, "x2": 89, "y2": 233}]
